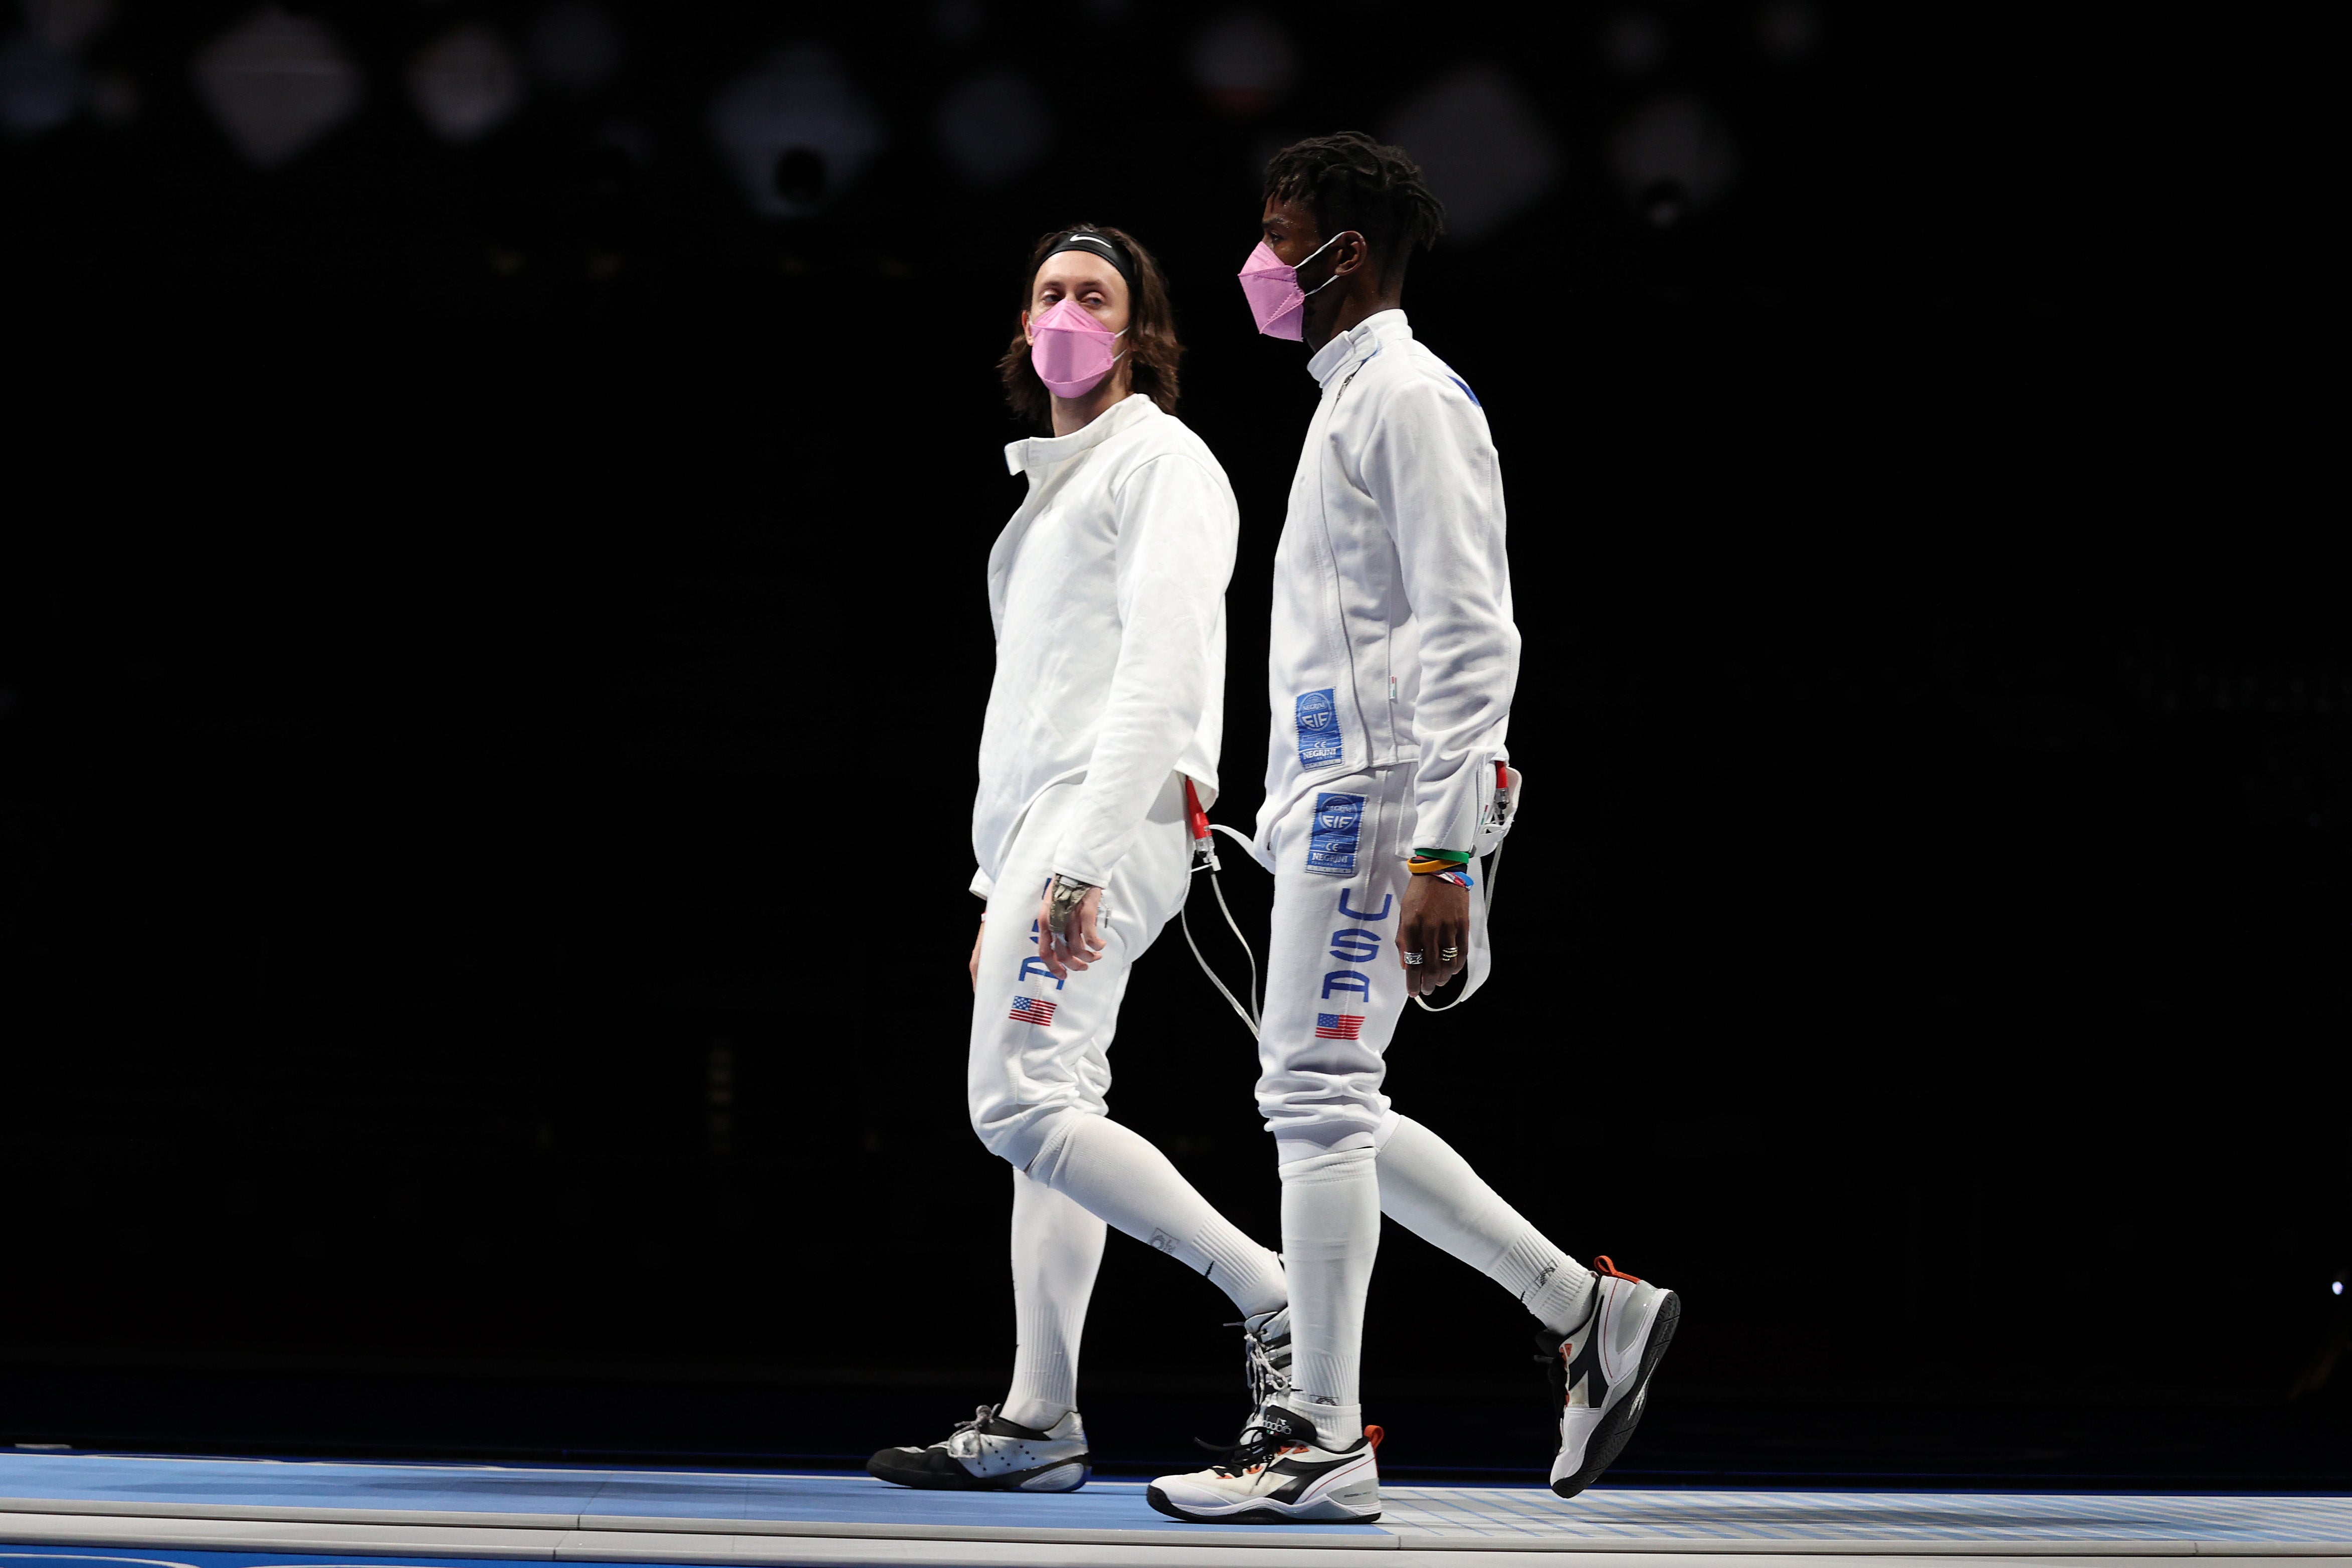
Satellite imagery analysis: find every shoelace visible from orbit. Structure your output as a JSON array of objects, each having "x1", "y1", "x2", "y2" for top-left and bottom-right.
[
  {"x1": 1191, "y1": 1415, "x2": 1300, "y2": 1476},
  {"x1": 944, "y1": 1403, "x2": 1000, "y2": 1453},
  {"x1": 1239, "y1": 1320, "x2": 1292, "y2": 1412},
  {"x1": 1194, "y1": 1316, "x2": 1293, "y2": 1459}
]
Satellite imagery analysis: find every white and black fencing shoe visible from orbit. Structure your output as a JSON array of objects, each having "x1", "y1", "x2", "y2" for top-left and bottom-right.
[
  {"x1": 866, "y1": 1404, "x2": 1090, "y2": 1492},
  {"x1": 1537, "y1": 1255, "x2": 1680, "y2": 1498},
  {"x1": 1147, "y1": 1404, "x2": 1383, "y2": 1524}
]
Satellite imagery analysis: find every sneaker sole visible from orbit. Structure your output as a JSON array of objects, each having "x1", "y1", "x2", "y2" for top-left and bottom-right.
[
  {"x1": 1145, "y1": 1484, "x2": 1379, "y2": 1526},
  {"x1": 866, "y1": 1454, "x2": 1090, "y2": 1492},
  {"x1": 1550, "y1": 1288, "x2": 1679, "y2": 1499}
]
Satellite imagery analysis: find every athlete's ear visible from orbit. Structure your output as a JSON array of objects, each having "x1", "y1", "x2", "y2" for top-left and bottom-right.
[
  {"x1": 1329, "y1": 231, "x2": 1370, "y2": 277},
  {"x1": 1020, "y1": 309, "x2": 1034, "y2": 347}
]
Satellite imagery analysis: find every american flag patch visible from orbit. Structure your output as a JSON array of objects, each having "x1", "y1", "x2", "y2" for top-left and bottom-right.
[
  {"x1": 1010, "y1": 996, "x2": 1058, "y2": 1027},
  {"x1": 1314, "y1": 1013, "x2": 1365, "y2": 1040}
]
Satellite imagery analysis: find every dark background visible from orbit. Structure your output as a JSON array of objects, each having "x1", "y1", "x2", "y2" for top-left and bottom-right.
[{"x1": 4, "y1": 0, "x2": 2348, "y2": 1486}]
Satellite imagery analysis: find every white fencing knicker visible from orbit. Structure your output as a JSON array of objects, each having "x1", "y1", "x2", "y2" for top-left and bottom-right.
[
  {"x1": 966, "y1": 772, "x2": 1194, "y2": 1171},
  {"x1": 1253, "y1": 762, "x2": 1513, "y2": 1162}
]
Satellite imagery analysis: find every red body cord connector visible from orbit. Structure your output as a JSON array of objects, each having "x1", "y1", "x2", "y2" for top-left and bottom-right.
[{"x1": 1184, "y1": 776, "x2": 1213, "y2": 854}]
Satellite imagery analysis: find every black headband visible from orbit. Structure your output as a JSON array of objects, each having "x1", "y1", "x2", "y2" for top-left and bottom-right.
[{"x1": 1045, "y1": 231, "x2": 1136, "y2": 292}]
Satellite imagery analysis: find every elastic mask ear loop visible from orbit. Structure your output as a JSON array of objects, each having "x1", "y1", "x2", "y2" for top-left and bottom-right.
[{"x1": 1295, "y1": 232, "x2": 1349, "y2": 301}]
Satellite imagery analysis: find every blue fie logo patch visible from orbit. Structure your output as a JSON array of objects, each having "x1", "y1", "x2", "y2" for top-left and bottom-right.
[
  {"x1": 1294, "y1": 688, "x2": 1343, "y2": 768},
  {"x1": 1306, "y1": 791, "x2": 1365, "y2": 876}
]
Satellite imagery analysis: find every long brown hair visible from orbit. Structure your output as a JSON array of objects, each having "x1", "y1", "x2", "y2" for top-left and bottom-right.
[{"x1": 999, "y1": 224, "x2": 1183, "y2": 428}]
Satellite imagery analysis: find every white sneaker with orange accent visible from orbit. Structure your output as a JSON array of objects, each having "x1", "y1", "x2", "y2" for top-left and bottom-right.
[
  {"x1": 1146, "y1": 1406, "x2": 1382, "y2": 1524},
  {"x1": 1538, "y1": 1255, "x2": 1680, "y2": 1498}
]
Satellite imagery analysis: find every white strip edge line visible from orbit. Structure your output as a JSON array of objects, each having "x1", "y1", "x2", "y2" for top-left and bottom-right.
[
  {"x1": 0, "y1": 1502, "x2": 589, "y2": 1531},
  {"x1": 7, "y1": 1498, "x2": 2350, "y2": 1554},
  {"x1": 0, "y1": 1514, "x2": 565, "y2": 1559},
  {"x1": 0, "y1": 1554, "x2": 209, "y2": 1567},
  {"x1": 0, "y1": 1457, "x2": 617, "y2": 1483},
  {"x1": 15, "y1": 1513, "x2": 2352, "y2": 1557}
]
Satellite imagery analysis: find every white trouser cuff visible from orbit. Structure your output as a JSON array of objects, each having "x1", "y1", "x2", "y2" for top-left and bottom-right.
[
  {"x1": 1277, "y1": 1143, "x2": 1377, "y2": 1181},
  {"x1": 1276, "y1": 1129, "x2": 1376, "y2": 1168}
]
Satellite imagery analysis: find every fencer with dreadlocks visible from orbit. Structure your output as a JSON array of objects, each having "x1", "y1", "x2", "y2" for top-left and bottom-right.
[
  {"x1": 1149, "y1": 136, "x2": 1681, "y2": 1525},
  {"x1": 866, "y1": 225, "x2": 1289, "y2": 1494}
]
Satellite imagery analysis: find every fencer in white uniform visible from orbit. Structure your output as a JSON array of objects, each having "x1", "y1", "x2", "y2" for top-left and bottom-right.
[
  {"x1": 1151, "y1": 137, "x2": 1680, "y2": 1527},
  {"x1": 869, "y1": 227, "x2": 1290, "y2": 1496}
]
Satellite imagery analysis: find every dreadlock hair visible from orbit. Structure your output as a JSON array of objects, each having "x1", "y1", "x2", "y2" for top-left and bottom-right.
[
  {"x1": 1263, "y1": 132, "x2": 1446, "y2": 280},
  {"x1": 1000, "y1": 223, "x2": 1183, "y2": 429}
]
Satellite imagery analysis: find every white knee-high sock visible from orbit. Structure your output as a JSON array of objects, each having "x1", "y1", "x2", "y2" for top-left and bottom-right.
[
  {"x1": 1279, "y1": 1144, "x2": 1378, "y2": 1448},
  {"x1": 1377, "y1": 1115, "x2": 1595, "y2": 1334},
  {"x1": 1027, "y1": 1114, "x2": 1287, "y2": 1317},
  {"x1": 1002, "y1": 1167, "x2": 1105, "y2": 1430}
]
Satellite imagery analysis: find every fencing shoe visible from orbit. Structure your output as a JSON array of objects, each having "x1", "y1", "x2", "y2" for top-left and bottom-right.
[
  {"x1": 1147, "y1": 1405, "x2": 1382, "y2": 1524},
  {"x1": 1537, "y1": 1255, "x2": 1680, "y2": 1498},
  {"x1": 866, "y1": 1404, "x2": 1089, "y2": 1492}
]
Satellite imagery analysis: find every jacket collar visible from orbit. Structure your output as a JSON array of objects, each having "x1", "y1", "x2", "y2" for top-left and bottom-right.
[
  {"x1": 1003, "y1": 393, "x2": 1158, "y2": 477},
  {"x1": 1306, "y1": 308, "x2": 1412, "y2": 388}
]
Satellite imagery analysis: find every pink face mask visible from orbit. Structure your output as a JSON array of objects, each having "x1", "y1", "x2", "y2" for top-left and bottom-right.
[
  {"x1": 1028, "y1": 296, "x2": 1127, "y2": 399},
  {"x1": 1236, "y1": 233, "x2": 1344, "y2": 341}
]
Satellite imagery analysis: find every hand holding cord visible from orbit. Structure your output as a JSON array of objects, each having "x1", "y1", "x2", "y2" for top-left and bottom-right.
[
  {"x1": 1401, "y1": 761, "x2": 1512, "y2": 1012},
  {"x1": 1396, "y1": 872, "x2": 1469, "y2": 1000}
]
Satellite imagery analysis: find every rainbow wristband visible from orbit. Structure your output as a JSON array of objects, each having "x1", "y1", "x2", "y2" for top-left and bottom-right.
[{"x1": 1412, "y1": 847, "x2": 1471, "y2": 863}]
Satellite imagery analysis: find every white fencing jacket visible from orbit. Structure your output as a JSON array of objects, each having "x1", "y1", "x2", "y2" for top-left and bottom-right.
[
  {"x1": 972, "y1": 393, "x2": 1239, "y2": 899},
  {"x1": 1255, "y1": 309, "x2": 1520, "y2": 863}
]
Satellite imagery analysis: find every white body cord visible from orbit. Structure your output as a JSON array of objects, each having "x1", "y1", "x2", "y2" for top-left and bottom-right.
[
  {"x1": 1179, "y1": 823, "x2": 1263, "y2": 1039},
  {"x1": 1183, "y1": 815, "x2": 1507, "y2": 1028}
]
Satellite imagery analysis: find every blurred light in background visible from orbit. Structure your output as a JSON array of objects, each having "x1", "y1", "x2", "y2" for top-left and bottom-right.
[
  {"x1": 410, "y1": 25, "x2": 523, "y2": 145},
  {"x1": 1191, "y1": 12, "x2": 1291, "y2": 117},
  {"x1": 24, "y1": 0, "x2": 108, "y2": 51},
  {"x1": 711, "y1": 46, "x2": 881, "y2": 219},
  {"x1": 0, "y1": 31, "x2": 78, "y2": 133},
  {"x1": 1386, "y1": 67, "x2": 1559, "y2": 244},
  {"x1": 193, "y1": 7, "x2": 361, "y2": 169},
  {"x1": 1756, "y1": 0, "x2": 1823, "y2": 66},
  {"x1": 86, "y1": 67, "x2": 132, "y2": 125},
  {"x1": 930, "y1": 0, "x2": 985, "y2": 48},
  {"x1": 525, "y1": 2, "x2": 620, "y2": 96},
  {"x1": 1600, "y1": 10, "x2": 1667, "y2": 79},
  {"x1": 1608, "y1": 92, "x2": 1740, "y2": 226},
  {"x1": 936, "y1": 69, "x2": 1050, "y2": 188}
]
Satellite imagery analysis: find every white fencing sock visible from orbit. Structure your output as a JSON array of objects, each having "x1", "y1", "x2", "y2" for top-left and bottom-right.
[
  {"x1": 1027, "y1": 1114, "x2": 1287, "y2": 1317},
  {"x1": 1278, "y1": 1143, "x2": 1379, "y2": 1449},
  {"x1": 1002, "y1": 1167, "x2": 1105, "y2": 1431},
  {"x1": 1377, "y1": 1115, "x2": 1595, "y2": 1335}
]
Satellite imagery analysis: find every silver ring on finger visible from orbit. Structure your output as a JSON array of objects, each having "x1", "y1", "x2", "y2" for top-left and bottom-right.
[
  {"x1": 1439, "y1": 945, "x2": 1460, "y2": 961},
  {"x1": 1402, "y1": 950, "x2": 1425, "y2": 965}
]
